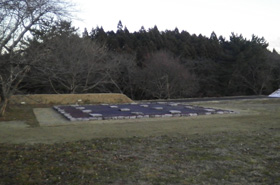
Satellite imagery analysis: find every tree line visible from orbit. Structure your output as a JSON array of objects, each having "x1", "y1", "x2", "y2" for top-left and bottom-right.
[
  {"x1": 1, "y1": 0, "x2": 280, "y2": 116},
  {"x1": 85, "y1": 21, "x2": 280, "y2": 97},
  {"x1": 22, "y1": 20, "x2": 280, "y2": 99}
]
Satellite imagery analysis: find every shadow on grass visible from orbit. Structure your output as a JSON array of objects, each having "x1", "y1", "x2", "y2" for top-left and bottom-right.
[{"x1": 0, "y1": 104, "x2": 52, "y2": 127}]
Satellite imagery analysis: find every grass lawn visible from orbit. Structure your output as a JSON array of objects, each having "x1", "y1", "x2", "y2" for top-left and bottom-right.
[
  {"x1": 0, "y1": 104, "x2": 49, "y2": 127},
  {"x1": 0, "y1": 98, "x2": 279, "y2": 184}
]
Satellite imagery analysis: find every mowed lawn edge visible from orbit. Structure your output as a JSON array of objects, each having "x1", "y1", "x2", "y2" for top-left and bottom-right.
[{"x1": 0, "y1": 98, "x2": 279, "y2": 144}]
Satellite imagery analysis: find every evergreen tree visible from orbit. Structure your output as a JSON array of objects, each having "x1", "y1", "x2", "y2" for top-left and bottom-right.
[
  {"x1": 117, "y1": 20, "x2": 123, "y2": 31},
  {"x1": 82, "y1": 28, "x2": 89, "y2": 38},
  {"x1": 210, "y1": 31, "x2": 218, "y2": 41},
  {"x1": 139, "y1": 26, "x2": 146, "y2": 33},
  {"x1": 90, "y1": 26, "x2": 107, "y2": 44}
]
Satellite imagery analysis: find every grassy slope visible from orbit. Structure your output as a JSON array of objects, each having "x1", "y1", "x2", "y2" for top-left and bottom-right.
[{"x1": 9, "y1": 93, "x2": 133, "y2": 105}]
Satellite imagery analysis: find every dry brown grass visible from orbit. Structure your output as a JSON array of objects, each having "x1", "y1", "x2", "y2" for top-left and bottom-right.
[{"x1": 8, "y1": 93, "x2": 133, "y2": 105}]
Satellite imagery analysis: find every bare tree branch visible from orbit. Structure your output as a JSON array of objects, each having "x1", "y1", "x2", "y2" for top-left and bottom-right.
[{"x1": 0, "y1": 0, "x2": 73, "y2": 116}]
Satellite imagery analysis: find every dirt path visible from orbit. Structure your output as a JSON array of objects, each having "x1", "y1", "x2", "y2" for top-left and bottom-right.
[{"x1": 0, "y1": 99, "x2": 279, "y2": 144}]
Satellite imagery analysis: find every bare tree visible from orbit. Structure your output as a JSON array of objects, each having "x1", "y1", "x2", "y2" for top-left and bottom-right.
[
  {"x1": 230, "y1": 58, "x2": 274, "y2": 95},
  {"x1": 0, "y1": 0, "x2": 72, "y2": 116},
  {"x1": 26, "y1": 34, "x2": 110, "y2": 94},
  {"x1": 21, "y1": 20, "x2": 138, "y2": 96},
  {"x1": 26, "y1": 38, "x2": 138, "y2": 95},
  {"x1": 103, "y1": 53, "x2": 138, "y2": 98},
  {"x1": 137, "y1": 51, "x2": 198, "y2": 99}
]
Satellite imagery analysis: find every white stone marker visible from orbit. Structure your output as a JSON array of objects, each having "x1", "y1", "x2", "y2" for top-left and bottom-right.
[
  {"x1": 153, "y1": 107, "x2": 163, "y2": 110},
  {"x1": 169, "y1": 110, "x2": 181, "y2": 114},
  {"x1": 90, "y1": 113, "x2": 103, "y2": 117},
  {"x1": 185, "y1": 106, "x2": 193, "y2": 109},
  {"x1": 120, "y1": 108, "x2": 130, "y2": 111},
  {"x1": 163, "y1": 114, "x2": 173, "y2": 117},
  {"x1": 76, "y1": 107, "x2": 85, "y2": 110},
  {"x1": 131, "y1": 112, "x2": 144, "y2": 115},
  {"x1": 189, "y1": 113, "x2": 198, "y2": 116},
  {"x1": 205, "y1": 108, "x2": 215, "y2": 112}
]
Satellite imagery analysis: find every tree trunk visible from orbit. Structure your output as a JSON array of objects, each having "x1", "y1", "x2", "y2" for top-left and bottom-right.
[{"x1": 0, "y1": 98, "x2": 8, "y2": 117}]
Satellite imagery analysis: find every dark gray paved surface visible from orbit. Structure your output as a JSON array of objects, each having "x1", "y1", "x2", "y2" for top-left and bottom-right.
[{"x1": 54, "y1": 102, "x2": 234, "y2": 121}]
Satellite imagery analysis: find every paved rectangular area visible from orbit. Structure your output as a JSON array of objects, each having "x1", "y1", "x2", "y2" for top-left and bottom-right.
[{"x1": 54, "y1": 102, "x2": 234, "y2": 121}]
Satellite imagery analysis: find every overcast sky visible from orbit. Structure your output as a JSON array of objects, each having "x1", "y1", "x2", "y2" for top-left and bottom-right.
[{"x1": 69, "y1": 0, "x2": 280, "y2": 52}]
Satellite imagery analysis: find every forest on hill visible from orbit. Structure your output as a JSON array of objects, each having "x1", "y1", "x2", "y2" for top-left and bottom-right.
[
  {"x1": 2, "y1": 20, "x2": 280, "y2": 101},
  {"x1": 20, "y1": 20, "x2": 280, "y2": 100},
  {"x1": 5, "y1": 0, "x2": 280, "y2": 116}
]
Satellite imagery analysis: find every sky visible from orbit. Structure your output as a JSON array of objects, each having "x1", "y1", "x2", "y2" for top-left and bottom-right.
[{"x1": 69, "y1": 0, "x2": 280, "y2": 52}]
